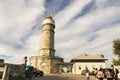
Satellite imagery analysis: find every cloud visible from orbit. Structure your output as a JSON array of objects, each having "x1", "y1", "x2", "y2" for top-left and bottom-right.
[
  {"x1": 0, "y1": 0, "x2": 45, "y2": 63},
  {"x1": 55, "y1": 0, "x2": 92, "y2": 30},
  {"x1": 54, "y1": 0, "x2": 120, "y2": 64}
]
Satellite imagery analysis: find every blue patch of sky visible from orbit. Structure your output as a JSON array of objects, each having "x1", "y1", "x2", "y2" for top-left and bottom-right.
[
  {"x1": 31, "y1": 15, "x2": 43, "y2": 30},
  {"x1": 89, "y1": 42, "x2": 111, "y2": 51},
  {"x1": 0, "y1": 39, "x2": 24, "y2": 50},
  {"x1": 20, "y1": 14, "x2": 44, "y2": 44},
  {"x1": 20, "y1": 30, "x2": 37, "y2": 45},
  {"x1": 5, "y1": 42, "x2": 24, "y2": 50},
  {"x1": 44, "y1": 0, "x2": 73, "y2": 15},
  {"x1": 87, "y1": 34, "x2": 98, "y2": 42},
  {"x1": 73, "y1": 0, "x2": 95, "y2": 20},
  {"x1": 92, "y1": 27, "x2": 103, "y2": 32},
  {"x1": 82, "y1": 14, "x2": 120, "y2": 34},
  {"x1": 104, "y1": 0, "x2": 120, "y2": 7},
  {"x1": 0, "y1": 35, "x2": 26, "y2": 50},
  {"x1": 92, "y1": 19, "x2": 120, "y2": 33},
  {"x1": 108, "y1": 19, "x2": 120, "y2": 26},
  {"x1": 20, "y1": 30, "x2": 35, "y2": 45},
  {"x1": 2, "y1": 39, "x2": 24, "y2": 50},
  {"x1": 0, "y1": 54, "x2": 13, "y2": 59},
  {"x1": 62, "y1": 0, "x2": 96, "y2": 29},
  {"x1": 13, "y1": 44, "x2": 24, "y2": 49}
]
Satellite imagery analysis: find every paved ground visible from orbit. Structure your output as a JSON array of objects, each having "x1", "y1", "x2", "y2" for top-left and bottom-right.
[{"x1": 31, "y1": 74, "x2": 96, "y2": 80}]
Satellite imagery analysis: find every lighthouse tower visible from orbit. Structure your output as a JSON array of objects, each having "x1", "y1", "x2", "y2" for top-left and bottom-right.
[
  {"x1": 30, "y1": 16, "x2": 63, "y2": 74},
  {"x1": 39, "y1": 16, "x2": 55, "y2": 57}
]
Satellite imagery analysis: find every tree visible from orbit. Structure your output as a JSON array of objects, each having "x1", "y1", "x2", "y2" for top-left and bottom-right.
[
  {"x1": 112, "y1": 58, "x2": 120, "y2": 66},
  {"x1": 112, "y1": 39, "x2": 120, "y2": 65},
  {"x1": 113, "y1": 39, "x2": 120, "y2": 56}
]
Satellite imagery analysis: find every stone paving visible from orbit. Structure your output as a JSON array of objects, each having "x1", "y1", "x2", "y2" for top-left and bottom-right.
[{"x1": 31, "y1": 74, "x2": 96, "y2": 80}]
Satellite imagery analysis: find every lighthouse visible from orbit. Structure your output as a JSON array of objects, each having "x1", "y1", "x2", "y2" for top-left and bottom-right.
[
  {"x1": 39, "y1": 16, "x2": 55, "y2": 57},
  {"x1": 30, "y1": 16, "x2": 63, "y2": 74}
]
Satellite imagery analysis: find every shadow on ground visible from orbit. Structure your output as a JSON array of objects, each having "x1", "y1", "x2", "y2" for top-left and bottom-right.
[{"x1": 33, "y1": 76, "x2": 70, "y2": 80}]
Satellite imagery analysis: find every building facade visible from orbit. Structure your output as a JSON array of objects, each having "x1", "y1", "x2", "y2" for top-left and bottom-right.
[{"x1": 71, "y1": 54, "x2": 107, "y2": 74}]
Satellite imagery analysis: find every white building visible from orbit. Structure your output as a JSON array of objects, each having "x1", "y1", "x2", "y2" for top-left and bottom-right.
[{"x1": 71, "y1": 54, "x2": 107, "y2": 74}]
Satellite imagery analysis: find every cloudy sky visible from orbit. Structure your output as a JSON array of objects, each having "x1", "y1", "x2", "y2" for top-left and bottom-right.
[{"x1": 0, "y1": 0, "x2": 120, "y2": 66}]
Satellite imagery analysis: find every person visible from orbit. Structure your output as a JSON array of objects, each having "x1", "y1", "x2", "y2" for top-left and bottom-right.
[
  {"x1": 105, "y1": 69, "x2": 113, "y2": 80},
  {"x1": 85, "y1": 68, "x2": 90, "y2": 80},
  {"x1": 94, "y1": 68, "x2": 98, "y2": 80},
  {"x1": 111, "y1": 65, "x2": 119, "y2": 80},
  {"x1": 96, "y1": 68, "x2": 104, "y2": 80},
  {"x1": 25, "y1": 65, "x2": 34, "y2": 80}
]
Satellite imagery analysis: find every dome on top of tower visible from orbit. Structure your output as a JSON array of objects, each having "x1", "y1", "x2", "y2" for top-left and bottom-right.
[{"x1": 42, "y1": 16, "x2": 55, "y2": 25}]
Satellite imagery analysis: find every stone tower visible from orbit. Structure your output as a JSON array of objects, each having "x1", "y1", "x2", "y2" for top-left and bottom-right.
[
  {"x1": 30, "y1": 16, "x2": 63, "y2": 74},
  {"x1": 39, "y1": 16, "x2": 55, "y2": 57}
]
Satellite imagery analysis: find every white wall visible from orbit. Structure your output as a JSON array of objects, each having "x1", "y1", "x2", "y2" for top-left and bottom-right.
[{"x1": 72, "y1": 62, "x2": 107, "y2": 74}]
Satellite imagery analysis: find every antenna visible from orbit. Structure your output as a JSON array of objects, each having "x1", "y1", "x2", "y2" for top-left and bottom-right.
[{"x1": 45, "y1": 9, "x2": 55, "y2": 17}]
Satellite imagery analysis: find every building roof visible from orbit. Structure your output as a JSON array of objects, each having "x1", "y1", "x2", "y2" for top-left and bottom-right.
[{"x1": 71, "y1": 54, "x2": 107, "y2": 60}]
